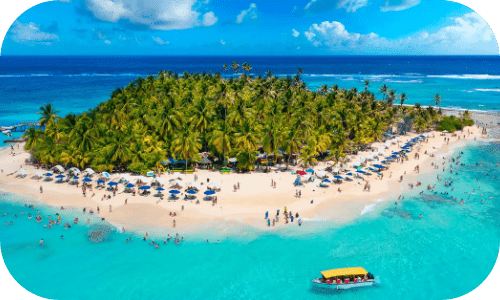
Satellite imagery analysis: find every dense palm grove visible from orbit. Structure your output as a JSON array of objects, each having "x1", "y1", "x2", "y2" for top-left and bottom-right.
[{"x1": 24, "y1": 66, "x2": 446, "y2": 174}]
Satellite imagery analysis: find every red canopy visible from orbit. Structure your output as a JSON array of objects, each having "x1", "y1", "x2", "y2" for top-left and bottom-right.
[{"x1": 297, "y1": 171, "x2": 306, "y2": 176}]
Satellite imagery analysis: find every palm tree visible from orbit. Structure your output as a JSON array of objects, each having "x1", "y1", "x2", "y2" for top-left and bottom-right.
[
  {"x1": 400, "y1": 93, "x2": 407, "y2": 107},
  {"x1": 23, "y1": 126, "x2": 42, "y2": 151},
  {"x1": 379, "y1": 84, "x2": 388, "y2": 101},
  {"x1": 170, "y1": 122, "x2": 201, "y2": 170},
  {"x1": 37, "y1": 103, "x2": 59, "y2": 127},
  {"x1": 231, "y1": 61, "x2": 239, "y2": 74},
  {"x1": 433, "y1": 94, "x2": 442, "y2": 108},
  {"x1": 364, "y1": 80, "x2": 370, "y2": 92},
  {"x1": 223, "y1": 64, "x2": 228, "y2": 74}
]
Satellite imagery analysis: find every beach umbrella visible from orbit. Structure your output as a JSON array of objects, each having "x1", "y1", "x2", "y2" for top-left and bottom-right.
[
  {"x1": 228, "y1": 157, "x2": 237, "y2": 163},
  {"x1": 97, "y1": 178, "x2": 105, "y2": 184},
  {"x1": 169, "y1": 189, "x2": 179, "y2": 194},
  {"x1": 156, "y1": 187, "x2": 165, "y2": 191},
  {"x1": 405, "y1": 150, "x2": 411, "y2": 153},
  {"x1": 53, "y1": 165, "x2": 65, "y2": 172},
  {"x1": 72, "y1": 176, "x2": 79, "y2": 180},
  {"x1": 377, "y1": 173, "x2": 383, "y2": 176},
  {"x1": 187, "y1": 182, "x2": 201, "y2": 190},
  {"x1": 296, "y1": 171, "x2": 307, "y2": 176},
  {"x1": 82, "y1": 177, "x2": 92, "y2": 182},
  {"x1": 373, "y1": 164, "x2": 384, "y2": 169},
  {"x1": 306, "y1": 168, "x2": 314, "y2": 173},
  {"x1": 322, "y1": 179, "x2": 332, "y2": 183},
  {"x1": 45, "y1": 173, "x2": 53, "y2": 177},
  {"x1": 207, "y1": 182, "x2": 222, "y2": 189},
  {"x1": 126, "y1": 183, "x2": 135, "y2": 188},
  {"x1": 139, "y1": 186, "x2": 151, "y2": 190},
  {"x1": 204, "y1": 190, "x2": 216, "y2": 195},
  {"x1": 334, "y1": 175, "x2": 343, "y2": 179},
  {"x1": 356, "y1": 170, "x2": 366, "y2": 174},
  {"x1": 332, "y1": 167, "x2": 340, "y2": 174},
  {"x1": 186, "y1": 190, "x2": 197, "y2": 194},
  {"x1": 316, "y1": 171, "x2": 327, "y2": 178},
  {"x1": 101, "y1": 172, "x2": 110, "y2": 178},
  {"x1": 84, "y1": 168, "x2": 95, "y2": 175},
  {"x1": 34, "y1": 171, "x2": 44, "y2": 178},
  {"x1": 108, "y1": 181, "x2": 118, "y2": 186},
  {"x1": 346, "y1": 173, "x2": 353, "y2": 176},
  {"x1": 55, "y1": 174, "x2": 65, "y2": 179},
  {"x1": 18, "y1": 168, "x2": 27, "y2": 175},
  {"x1": 391, "y1": 155, "x2": 398, "y2": 158}
]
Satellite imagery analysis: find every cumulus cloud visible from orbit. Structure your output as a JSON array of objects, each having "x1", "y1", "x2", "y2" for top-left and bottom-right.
[
  {"x1": 202, "y1": 11, "x2": 218, "y2": 26},
  {"x1": 292, "y1": 29, "x2": 300, "y2": 38},
  {"x1": 10, "y1": 21, "x2": 59, "y2": 45},
  {"x1": 83, "y1": 0, "x2": 217, "y2": 30},
  {"x1": 381, "y1": 0, "x2": 420, "y2": 12},
  {"x1": 304, "y1": 0, "x2": 368, "y2": 13},
  {"x1": 236, "y1": 3, "x2": 258, "y2": 24},
  {"x1": 152, "y1": 36, "x2": 169, "y2": 45},
  {"x1": 303, "y1": 13, "x2": 498, "y2": 54},
  {"x1": 92, "y1": 28, "x2": 112, "y2": 44},
  {"x1": 220, "y1": 39, "x2": 226, "y2": 45}
]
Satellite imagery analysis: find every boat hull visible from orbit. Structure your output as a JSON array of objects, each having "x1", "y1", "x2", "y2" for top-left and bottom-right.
[{"x1": 312, "y1": 280, "x2": 374, "y2": 290}]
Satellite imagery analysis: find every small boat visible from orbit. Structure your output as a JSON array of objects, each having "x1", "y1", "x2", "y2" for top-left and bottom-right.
[{"x1": 312, "y1": 267, "x2": 375, "y2": 290}]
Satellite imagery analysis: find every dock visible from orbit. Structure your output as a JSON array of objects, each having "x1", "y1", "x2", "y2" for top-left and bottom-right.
[{"x1": 1, "y1": 121, "x2": 40, "y2": 132}]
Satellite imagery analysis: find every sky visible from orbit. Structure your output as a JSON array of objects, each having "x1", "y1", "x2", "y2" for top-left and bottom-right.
[{"x1": 1, "y1": 0, "x2": 499, "y2": 55}]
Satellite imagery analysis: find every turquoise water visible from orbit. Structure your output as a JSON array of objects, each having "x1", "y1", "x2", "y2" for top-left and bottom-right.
[{"x1": 1, "y1": 141, "x2": 499, "y2": 300}]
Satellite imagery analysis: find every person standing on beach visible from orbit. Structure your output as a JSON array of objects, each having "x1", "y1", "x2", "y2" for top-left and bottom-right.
[
  {"x1": 265, "y1": 211, "x2": 268, "y2": 219},
  {"x1": 267, "y1": 219, "x2": 271, "y2": 227},
  {"x1": 40, "y1": 186, "x2": 43, "y2": 193},
  {"x1": 173, "y1": 220, "x2": 176, "y2": 228},
  {"x1": 109, "y1": 205, "x2": 112, "y2": 213}
]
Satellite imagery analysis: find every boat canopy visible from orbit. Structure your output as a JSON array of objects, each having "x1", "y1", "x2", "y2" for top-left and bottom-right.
[{"x1": 321, "y1": 267, "x2": 368, "y2": 278}]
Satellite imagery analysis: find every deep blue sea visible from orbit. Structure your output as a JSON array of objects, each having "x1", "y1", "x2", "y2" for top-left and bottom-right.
[
  {"x1": 1, "y1": 56, "x2": 500, "y2": 126},
  {"x1": 0, "y1": 56, "x2": 500, "y2": 299}
]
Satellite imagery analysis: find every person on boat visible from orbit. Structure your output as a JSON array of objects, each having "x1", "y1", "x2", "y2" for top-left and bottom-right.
[{"x1": 363, "y1": 274, "x2": 368, "y2": 281}]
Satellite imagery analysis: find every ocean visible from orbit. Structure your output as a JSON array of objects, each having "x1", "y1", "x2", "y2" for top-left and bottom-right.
[
  {"x1": 0, "y1": 56, "x2": 499, "y2": 299},
  {"x1": 1, "y1": 56, "x2": 500, "y2": 126}
]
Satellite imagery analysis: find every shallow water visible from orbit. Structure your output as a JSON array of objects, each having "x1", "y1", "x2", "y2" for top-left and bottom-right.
[{"x1": 0, "y1": 141, "x2": 499, "y2": 300}]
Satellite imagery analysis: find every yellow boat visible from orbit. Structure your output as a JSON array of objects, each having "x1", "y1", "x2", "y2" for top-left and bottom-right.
[{"x1": 312, "y1": 267, "x2": 375, "y2": 290}]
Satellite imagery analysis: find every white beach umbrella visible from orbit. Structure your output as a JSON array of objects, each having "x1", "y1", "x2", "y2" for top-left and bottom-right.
[
  {"x1": 316, "y1": 171, "x2": 327, "y2": 178},
  {"x1": 173, "y1": 179, "x2": 184, "y2": 187},
  {"x1": 208, "y1": 182, "x2": 222, "y2": 189},
  {"x1": 53, "y1": 165, "x2": 65, "y2": 172},
  {"x1": 84, "y1": 168, "x2": 95, "y2": 175},
  {"x1": 34, "y1": 171, "x2": 44, "y2": 178},
  {"x1": 187, "y1": 182, "x2": 201, "y2": 190},
  {"x1": 120, "y1": 173, "x2": 131, "y2": 181},
  {"x1": 332, "y1": 167, "x2": 340, "y2": 174},
  {"x1": 153, "y1": 178, "x2": 165, "y2": 185},
  {"x1": 101, "y1": 172, "x2": 110, "y2": 179},
  {"x1": 228, "y1": 157, "x2": 237, "y2": 163},
  {"x1": 173, "y1": 173, "x2": 184, "y2": 180},
  {"x1": 378, "y1": 146, "x2": 385, "y2": 153},
  {"x1": 18, "y1": 168, "x2": 27, "y2": 175},
  {"x1": 301, "y1": 175, "x2": 311, "y2": 182}
]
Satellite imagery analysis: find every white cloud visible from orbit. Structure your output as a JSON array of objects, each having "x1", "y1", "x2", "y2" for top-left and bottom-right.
[
  {"x1": 304, "y1": 0, "x2": 317, "y2": 10},
  {"x1": 381, "y1": 0, "x2": 420, "y2": 12},
  {"x1": 292, "y1": 29, "x2": 300, "y2": 38},
  {"x1": 220, "y1": 39, "x2": 226, "y2": 45},
  {"x1": 303, "y1": 13, "x2": 498, "y2": 55},
  {"x1": 236, "y1": 3, "x2": 258, "y2": 24},
  {"x1": 305, "y1": 0, "x2": 368, "y2": 13},
  {"x1": 10, "y1": 21, "x2": 59, "y2": 45},
  {"x1": 152, "y1": 36, "x2": 169, "y2": 45},
  {"x1": 83, "y1": 0, "x2": 217, "y2": 30},
  {"x1": 202, "y1": 11, "x2": 218, "y2": 27},
  {"x1": 337, "y1": 0, "x2": 369, "y2": 13},
  {"x1": 93, "y1": 29, "x2": 112, "y2": 44}
]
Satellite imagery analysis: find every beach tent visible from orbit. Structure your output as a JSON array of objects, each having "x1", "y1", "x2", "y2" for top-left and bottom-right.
[
  {"x1": 84, "y1": 168, "x2": 95, "y2": 175},
  {"x1": 187, "y1": 182, "x2": 201, "y2": 190},
  {"x1": 296, "y1": 170, "x2": 307, "y2": 176},
  {"x1": 204, "y1": 190, "x2": 216, "y2": 195},
  {"x1": 228, "y1": 157, "x2": 237, "y2": 163}
]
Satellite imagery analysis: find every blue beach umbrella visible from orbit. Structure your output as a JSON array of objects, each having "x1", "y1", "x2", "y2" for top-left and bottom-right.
[
  {"x1": 391, "y1": 155, "x2": 398, "y2": 158},
  {"x1": 306, "y1": 168, "x2": 315, "y2": 173},
  {"x1": 322, "y1": 179, "x2": 332, "y2": 183},
  {"x1": 204, "y1": 190, "x2": 216, "y2": 195},
  {"x1": 72, "y1": 176, "x2": 79, "y2": 180},
  {"x1": 97, "y1": 178, "x2": 105, "y2": 184},
  {"x1": 126, "y1": 183, "x2": 135, "y2": 188},
  {"x1": 108, "y1": 181, "x2": 118, "y2": 186},
  {"x1": 373, "y1": 164, "x2": 384, "y2": 169},
  {"x1": 156, "y1": 187, "x2": 165, "y2": 191},
  {"x1": 356, "y1": 170, "x2": 366, "y2": 174},
  {"x1": 139, "y1": 186, "x2": 151, "y2": 190},
  {"x1": 82, "y1": 177, "x2": 92, "y2": 182},
  {"x1": 377, "y1": 173, "x2": 383, "y2": 176},
  {"x1": 186, "y1": 190, "x2": 197, "y2": 194},
  {"x1": 45, "y1": 173, "x2": 53, "y2": 177},
  {"x1": 169, "y1": 189, "x2": 180, "y2": 194},
  {"x1": 405, "y1": 150, "x2": 411, "y2": 153},
  {"x1": 346, "y1": 172, "x2": 353, "y2": 176},
  {"x1": 55, "y1": 174, "x2": 65, "y2": 179},
  {"x1": 334, "y1": 175, "x2": 343, "y2": 179}
]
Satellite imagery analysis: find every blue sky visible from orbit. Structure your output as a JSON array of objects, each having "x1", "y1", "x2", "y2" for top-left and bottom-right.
[{"x1": 1, "y1": 0, "x2": 498, "y2": 55}]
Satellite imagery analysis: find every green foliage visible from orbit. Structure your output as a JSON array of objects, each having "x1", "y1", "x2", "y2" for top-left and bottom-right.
[
  {"x1": 27, "y1": 70, "x2": 440, "y2": 173},
  {"x1": 438, "y1": 116, "x2": 464, "y2": 132},
  {"x1": 463, "y1": 119, "x2": 474, "y2": 127}
]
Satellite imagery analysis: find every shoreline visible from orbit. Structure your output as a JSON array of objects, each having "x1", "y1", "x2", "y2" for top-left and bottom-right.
[{"x1": 0, "y1": 110, "x2": 495, "y2": 237}]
